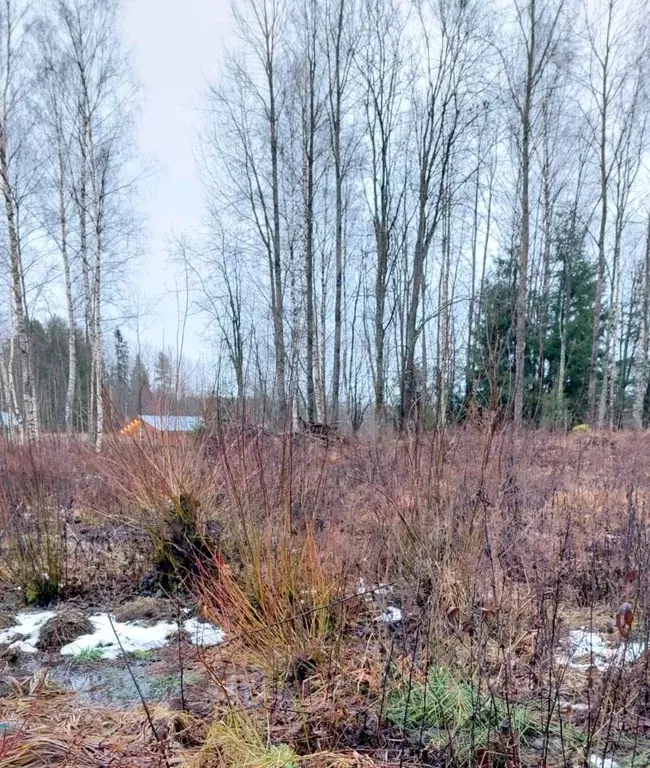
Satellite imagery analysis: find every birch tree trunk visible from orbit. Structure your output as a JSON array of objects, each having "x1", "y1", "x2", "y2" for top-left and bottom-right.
[
  {"x1": 597, "y1": 313, "x2": 611, "y2": 428},
  {"x1": 326, "y1": 0, "x2": 350, "y2": 424},
  {"x1": 587, "y1": 1, "x2": 614, "y2": 424},
  {"x1": 537, "y1": 98, "x2": 555, "y2": 415},
  {"x1": 607, "y1": 248, "x2": 621, "y2": 429},
  {"x1": 508, "y1": 0, "x2": 565, "y2": 429},
  {"x1": 60, "y1": 157, "x2": 76, "y2": 438},
  {"x1": 92, "y1": 203, "x2": 103, "y2": 451},
  {"x1": 268, "y1": 21, "x2": 287, "y2": 421},
  {"x1": 437, "y1": 188, "x2": 451, "y2": 428},
  {"x1": 317, "y1": 241, "x2": 327, "y2": 421},
  {"x1": 513, "y1": 2, "x2": 535, "y2": 430},
  {"x1": 0, "y1": 2, "x2": 38, "y2": 441},
  {"x1": 301, "y1": 12, "x2": 318, "y2": 423},
  {"x1": 0, "y1": 345, "x2": 19, "y2": 437},
  {"x1": 632, "y1": 215, "x2": 650, "y2": 428},
  {"x1": 0, "y1": 138, "x2": 38, "y2": 441},
  {"x1": 466, "y1": 150, "x2": 481, "y2": 400}
]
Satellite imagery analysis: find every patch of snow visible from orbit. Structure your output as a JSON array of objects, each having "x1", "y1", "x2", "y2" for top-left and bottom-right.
[
  {"x1": 376, "y1": 606, "x2": 402, "y2": 624},
  {"x1": 184, "y1": 618, "x2": 225, "y2": 647},
  {"x1": 9, "y1": 640, "x2": 40, "y2": 654},
  {"x1": 559, "y1": 629, "x2": 645, "y2": 672},
  {"x1": 570, "y1": 630, "x2": 609, "y2": 662},
  {"x1": 0, "y1": 610, "x2": 55, "y2": 653},
  {"x1": 60, "y1": 614, "x2": 177, "y2": 659},
  {"x1": 357, "y1": 579, "x2": 392, "y2": 599},
  {"x1": 589, "y1": 755, "x2": 619, "y2": 768},
  {"x1": 0, "y1": 609, "x2": 225, "y2": 658},
  {"x1": 559, "y1": 699, "x2": 589, "y2": 713}
]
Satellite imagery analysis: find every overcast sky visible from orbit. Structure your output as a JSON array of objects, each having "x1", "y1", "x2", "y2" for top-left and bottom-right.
[{"x1": 122, "y1": 0, "x2": 232, "y2": 364}]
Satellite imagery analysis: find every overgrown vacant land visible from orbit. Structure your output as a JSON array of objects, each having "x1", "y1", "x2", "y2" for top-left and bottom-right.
[{"x1": 0, "y1": 426, "x2": 649, "y2": 767}]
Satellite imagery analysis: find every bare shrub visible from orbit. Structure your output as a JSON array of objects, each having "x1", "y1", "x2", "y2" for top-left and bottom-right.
[{"x1": 0, "y1": 442, "x2": 74, "y2": 605}]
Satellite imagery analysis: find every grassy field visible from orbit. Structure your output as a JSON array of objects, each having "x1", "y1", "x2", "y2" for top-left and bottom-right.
[{"x1": 1, "y1": 424, "x2": 650, "y2": 767}]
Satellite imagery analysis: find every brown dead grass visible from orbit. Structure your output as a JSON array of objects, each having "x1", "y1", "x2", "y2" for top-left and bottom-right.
[
  {"x1": 0, "y1": 613, "x2": 16, "y2": 630},
  {"x1": 2, "y1": 427, "x2": 650, "y2": 764},
  {"x1": 114, "y1": 597, "x2": 176, "y2": 624},
  {"x1": 36, "y1": 611, "x2": 93, "y2": 651},
  {"x1": 0, "y1": 688, "x2": 205, "y2": 768}
]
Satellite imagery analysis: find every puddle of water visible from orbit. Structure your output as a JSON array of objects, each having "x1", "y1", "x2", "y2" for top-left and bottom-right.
[
  {"x1": 48, "y1": 661, "x2": 204, "y2": 708},
  {"x1": 49, "y1": 663, "x2": 154, "y2": 707}
]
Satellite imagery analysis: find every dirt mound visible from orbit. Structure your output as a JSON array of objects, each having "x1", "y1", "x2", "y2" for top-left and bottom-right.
[
  {"x1": 36, "y1": 611, "x2": 94, "y2": 651},
  {"x1": 0, "y1": 612, "x2": 16, "y2": 630},
  {"x1": 0, "y1": 643, "x2": 27, "y2": 666},
  {"x1": 114, "y1": 597, "x2": 175, "y2": 625}
]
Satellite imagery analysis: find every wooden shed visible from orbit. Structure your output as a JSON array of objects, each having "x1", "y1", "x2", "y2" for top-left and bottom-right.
[{"x1": 120, "y1": 415, "x2": 202, "y2": 440}]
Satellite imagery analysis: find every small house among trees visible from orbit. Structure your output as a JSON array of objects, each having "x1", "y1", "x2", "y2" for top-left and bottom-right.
[{"x1": 120, "y1": 415, "x2": 202, "y2": 440}]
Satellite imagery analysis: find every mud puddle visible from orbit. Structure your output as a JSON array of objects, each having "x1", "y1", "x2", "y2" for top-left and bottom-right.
[{"x1": 42, "y1": 658, "x2": 204, "y2": 708}]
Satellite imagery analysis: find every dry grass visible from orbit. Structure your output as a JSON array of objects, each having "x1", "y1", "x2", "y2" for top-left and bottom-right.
[
  {"x1": 194, "y1": 526, "x2": 360, "y2": 672},
  {"x1": 35, "y1": 611, "x2": 93, "y2": 651},
  {"x1": 0, "y1": 677, "x2": 205, "y2": 767},
  {"x1": 1, "y1": 425, "x2": 650, "y2": 765},
  {"x1": 114, "y1": 597, "x2": 177, "y2": 624}
]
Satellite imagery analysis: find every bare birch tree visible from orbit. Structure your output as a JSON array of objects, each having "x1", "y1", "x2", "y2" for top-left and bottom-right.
[
  {"x1": 584, "y1": 0, "x2": 649, "y2": 424},
  {"x1": 205, "y1": 0, "x2": 288, "y2": 422},
  {"x1": 48, "y1": 0, "x2": 137, "y2": 449},
  {"x1": 0, "y1": 0, "x2": 39, "y2": 441},
  {"x1": 358, "y1": 0, "x2": 406, "y2": 424},
  {"x1": 633, "y1": 214, "x2": 650, "y2": 428},
  {"x1": 500, "y1": 0, "x2": 567, "y2": 429},
  {"x1": 400, "y1": 0, "x2": 483, "y2": 427},
  {"x1": 37, "y1": 22, "x2": 78, "y2": 437},
  {"x1": 324, "y1": 0, "x2": 356, "y2": 423}
]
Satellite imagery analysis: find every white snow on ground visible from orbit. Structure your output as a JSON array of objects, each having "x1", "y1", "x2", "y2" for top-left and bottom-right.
[
  {"x1": 557, "y1": 629, "x2": 645, "y2": 672},
  {"x1": 0, "y1": 610, "x2": 224, "y2": 658},
  {"x1": 184, "y1": 617, "x2": 225, "y2": 647},
  {"x1": 376, "y1": 606, "x2": 402, "y2": 624},
  {"x1": 589, "y1": 755, "x2": 619, "y2": 768},
  {"x1": 356, "y1": 579, "x2": 391, "y2": 598},
  {"x1": 60, "y1": 614, "x2": 178, "y2": 659},
  {"x1": 0, "y1": 611, "x2": 55, "y2": 653}
]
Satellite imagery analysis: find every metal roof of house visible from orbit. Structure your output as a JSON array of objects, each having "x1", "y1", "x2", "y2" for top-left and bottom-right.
[{"x1": 140, "y1": 415, "x2": 201, "y2": 432}]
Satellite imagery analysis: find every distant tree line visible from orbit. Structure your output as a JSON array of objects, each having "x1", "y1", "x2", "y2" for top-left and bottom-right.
[{"x1": 1, "y1": 319, "x2": 185, "y2": 432}]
